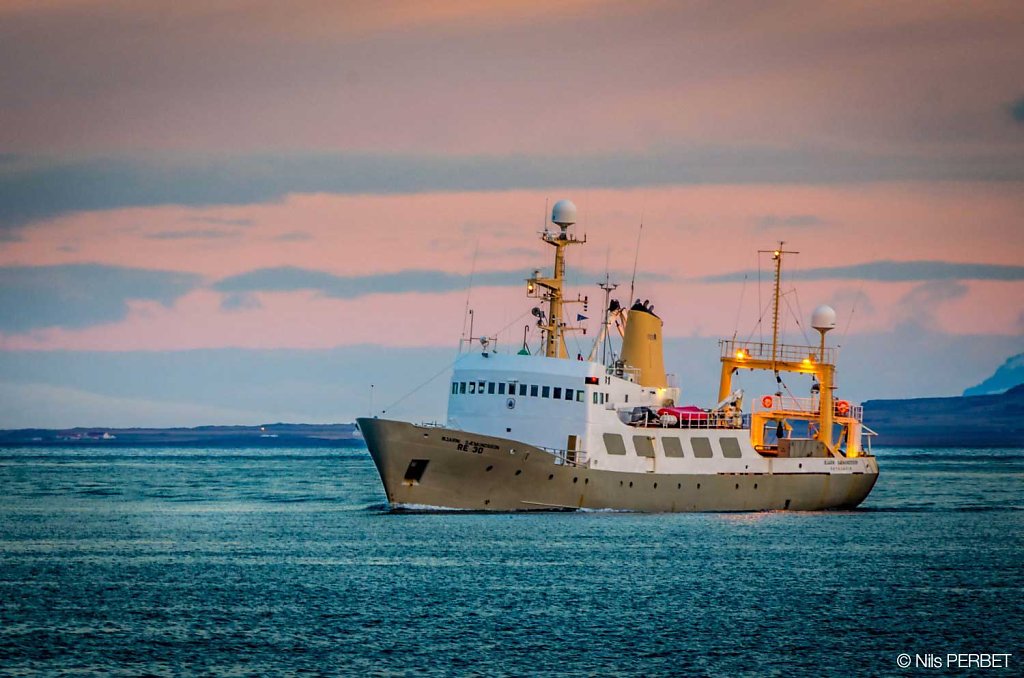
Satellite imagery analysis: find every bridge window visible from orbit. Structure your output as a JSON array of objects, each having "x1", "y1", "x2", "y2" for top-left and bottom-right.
[
  {"x1": 576, "y1": 391, "x2": 584, "y2": 402},
  {"x1": 603, "y1": 433, "x2": 627, "y2": 455},
  {"x1": 530, "y1": 385, "x2": 539, "y2": 397},
  {"x1": 477, "y1": 381, "x2": 485, "y2": 394},
  {"x1": 593, "y1": 392, "x2": 599, "y2": 404},
  {"x1": 633, "y1": 435, "x2": 655, "y2": 458},
  {"x1": 498, "y1": 383, "x2": 506, "y2": 395},
  {"x1": 468, "y1": 382, "x2": 476, "y2": 394},
  {"x1": 721, "y1": 438, "x2": 743, "y2": 458},
  {"x1": 487, "y1": 382, "x2": 496, "y2": 394},
  {"x1": 459, "y1": 382, "x2": 466, "y2": 394},
  {"x1": 663, "y1": 438, "x2": 685, "y2": 458},
  {"x1": 692, "y1": 437, "x2": 714, "y2": 458},
  {"x1": 553, "y1": 387, "x2": 562, "y2": 399},
  {"x1": 508, "y1": 382, "x2": 516, "y2": 394},
  {"x1": 519, "y1": 384, "x2": 527, "y2": 396},
  {"x1": 565, "y1": 388, "x2": 574, "y2": 401},
  {"x1": 451, "y1": 383, "x2": 458, "y2": 395},
  {"x1": 542, "y1": 386, "x2": 551, "y2": 398}
]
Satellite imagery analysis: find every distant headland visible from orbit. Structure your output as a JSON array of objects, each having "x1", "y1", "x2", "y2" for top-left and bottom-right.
[
  {"x1": 0, "y1": 422, "x2": 362, "y2": 447},
  {"x1": 863, "y1": 383, "x2": 1024, "y2": 447},
  {"x1": 2, "y1": 385, "x2": 1022, "y2": 449}
]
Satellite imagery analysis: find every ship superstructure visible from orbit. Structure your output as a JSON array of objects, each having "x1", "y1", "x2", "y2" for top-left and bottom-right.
[{"x1": 358, "y1": 200, "x2": 878, "y2": 511}]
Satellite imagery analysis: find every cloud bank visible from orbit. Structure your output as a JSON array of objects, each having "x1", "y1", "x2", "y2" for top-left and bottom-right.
[
  {"x1": 700, "y1": 260, "x2": 1024, "y2": 284},
  {"x1": 0, "y1": 264, "x2": 202, "y2": 331},
  {"x1": 3, "y1": 147, "x2": 1023, "y2": 234}
]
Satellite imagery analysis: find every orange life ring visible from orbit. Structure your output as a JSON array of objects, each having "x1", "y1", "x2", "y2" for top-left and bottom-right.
[
  {"x1": 761, "y1": 395, "x2": 774, "y2": 409},
  {"x1": 836, "y1": 400, "x2": 850, "y2": 416}
]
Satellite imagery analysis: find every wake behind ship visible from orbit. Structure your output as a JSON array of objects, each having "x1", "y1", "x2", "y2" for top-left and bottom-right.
[{"x1": 359, "y1": 200, "x2": 878, "y2": 511}]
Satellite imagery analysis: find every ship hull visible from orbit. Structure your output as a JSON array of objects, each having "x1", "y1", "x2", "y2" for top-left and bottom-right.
[{"x1": 358, "y1": 418, "x2": 879, "y2": 512}]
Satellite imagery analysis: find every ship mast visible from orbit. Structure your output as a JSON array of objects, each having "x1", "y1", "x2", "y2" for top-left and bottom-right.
[
  {"x1": 761, "y1": 242, "x2": 799, "y2": 372},
  {"x1": 527, "y1": 200, "x2": 586, "y2": 359},
  {"x1": 597, "y1": 274, "x2": 618, "y2": 365}
]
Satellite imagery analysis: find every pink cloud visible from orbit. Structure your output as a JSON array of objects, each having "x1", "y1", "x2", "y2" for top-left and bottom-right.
[{"x1": 0, "y1": 182, "x2": 1020, "y2": 351}]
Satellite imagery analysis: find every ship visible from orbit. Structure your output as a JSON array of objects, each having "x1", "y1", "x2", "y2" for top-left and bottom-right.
[{"x1": 358, "y1": 200, "x2": 879, "y2": 511}]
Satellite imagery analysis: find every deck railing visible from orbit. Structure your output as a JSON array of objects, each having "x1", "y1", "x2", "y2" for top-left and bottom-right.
[
  {"x1": 624, "y1": 411, "x2": 751, "y2": 430},
  {"x1": 720, "y1": 339, "x2": 835, "y2": 365},
  {"x1": 544, "y1": 447, "x2": 589, "y2": 467},
  {"x1": 754, "y1": 395, "x2": 864, "y2": 421},
  {"x1": 606, "y1": 364, "x2": 641, "y2": 382}
]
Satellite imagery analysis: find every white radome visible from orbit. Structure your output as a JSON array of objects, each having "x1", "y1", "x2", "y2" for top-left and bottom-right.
[
  {"x1": 811, "y1": 304, "x2": 837, "y2": 331},
  {"x1": 551, "y1": 199, "x2": 577, "y2": 227}
]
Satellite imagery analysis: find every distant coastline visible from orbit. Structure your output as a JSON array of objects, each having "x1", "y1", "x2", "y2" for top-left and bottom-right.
[
  {"x1": 863, "y1": 384, "x2": 1024, "y2": 448},
  {"x1": 2, "y1": 386, "x2": 1021, "y2": 449},
  {"x1": 0, "y1": 422, "x2": 362, "y2": 448}
]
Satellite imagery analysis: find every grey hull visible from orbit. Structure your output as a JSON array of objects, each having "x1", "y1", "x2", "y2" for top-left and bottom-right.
[{"x1": 358, "y1": 418, "x2": 879, "y2": 512}]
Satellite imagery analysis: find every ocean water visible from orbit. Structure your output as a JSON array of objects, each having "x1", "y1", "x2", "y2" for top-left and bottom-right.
[{"x1": 0, "y1": 447, "x2": 1021, "y2": 677}]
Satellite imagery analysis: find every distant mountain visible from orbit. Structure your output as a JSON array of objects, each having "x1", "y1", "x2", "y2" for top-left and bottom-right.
[
  {"x1": 0, "y1": 422, "x2": 361, "y2": 447},
  {"x1": 863, "y1": 384, "x2": 1024, "y2": 447},
  {"x1": 963, "y1": 353, "x2": 1024, "y2": 396}
]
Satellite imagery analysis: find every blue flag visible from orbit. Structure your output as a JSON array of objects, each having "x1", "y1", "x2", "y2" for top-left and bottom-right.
[{"x1": 576, "y1": 314, "x2": 588, "y2": 322}]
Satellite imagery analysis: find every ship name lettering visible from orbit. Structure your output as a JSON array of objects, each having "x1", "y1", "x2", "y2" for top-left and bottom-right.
[{"x1": 449, "y1": 438, "x2": 501, "y2": 454}]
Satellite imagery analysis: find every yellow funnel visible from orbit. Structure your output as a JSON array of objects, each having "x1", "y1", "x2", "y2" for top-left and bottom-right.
[{"x1": 621, "y1": 309, "x2": 667, "y2": 388}]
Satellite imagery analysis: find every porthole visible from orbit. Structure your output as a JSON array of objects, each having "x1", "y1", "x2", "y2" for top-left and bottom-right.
[
  {"x1": 484, "y1": 499, "x2": 490, "y2": 506},
  {"x1": 629, "y1": 481, "x2": 633, "y2": 488},
  {"x1": 754, "y1": 483, "x2": 759, "y2": 489},
  {"x1": 619, "y1": 481, "x2": 624, "y2": 487},
  {"x1": 677, "y1": 483, "x2": 681, "y2": 489},
  {"x1": 697, "y1": 483, "x2": 701, "y2": 489},
  {"x1": 485, "y1": 465, "x2": 493, "y2": 472},
  {"x1": 735, "y1": 483, "x2": 740, "y2": 490},
  {"x1": 584, "y1": 478, "x2": 589, "y2": 485},
  {"x1": 515, "y1": 469, "x2": 522, "y2": 476},
  {"x1": 548, "y1": 474, "x2": 554, "y2": 480},
  {"x1": 573, "y1": 477, "x2": 578, "y2": 484},
  {"x1": 653, "y1": 483, "x2": 658, "y2": 489}
]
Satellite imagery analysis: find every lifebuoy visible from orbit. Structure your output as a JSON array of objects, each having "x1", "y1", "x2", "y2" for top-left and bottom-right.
[
  {"x1": 836, "y1": 400, "x2": 850, "y2": 416},
  {"x1": 761, "y1": 395, "x2": 773, "y2": 409}
]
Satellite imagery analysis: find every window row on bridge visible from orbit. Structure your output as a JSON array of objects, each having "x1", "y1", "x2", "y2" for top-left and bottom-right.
[{"x1": 451, "y1": 380, "x2": 607, "y2": 404}]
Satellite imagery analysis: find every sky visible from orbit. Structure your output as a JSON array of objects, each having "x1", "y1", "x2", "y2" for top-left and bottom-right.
[{"x1": 1, "y1": 0, "x2": 1022, "y2": 427}]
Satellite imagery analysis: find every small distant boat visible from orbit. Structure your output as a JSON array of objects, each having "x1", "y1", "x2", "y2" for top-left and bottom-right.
[{"x1": 360, "y1": 200, "x2": 879, "y2": 511}]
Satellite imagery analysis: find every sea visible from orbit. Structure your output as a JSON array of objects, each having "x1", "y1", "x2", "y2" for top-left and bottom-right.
[{"x1": 0, "y1": 446, "x2": 1021, "y2": 677}]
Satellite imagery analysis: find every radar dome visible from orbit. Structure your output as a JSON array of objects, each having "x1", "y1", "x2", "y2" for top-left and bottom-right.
[
  {"x1": 811, "y1": 305, "x2": 837, "y2": 332},
  {"x1": 551, "y1": 199, "x2": 577, "y2": 227}
]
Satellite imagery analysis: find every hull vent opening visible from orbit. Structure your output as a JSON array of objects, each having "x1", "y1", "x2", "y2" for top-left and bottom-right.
[{"x1": 403, "y1": 459, "x2": 429, "y2": 485}]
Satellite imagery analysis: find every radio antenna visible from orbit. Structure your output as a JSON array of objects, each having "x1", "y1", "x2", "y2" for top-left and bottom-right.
[
  {"x1": 460, "y1": 239, "x2": 479, "y2": 343},
  {"x1": 628, "y1": 212, "x2": 643, "y2": 305}
]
